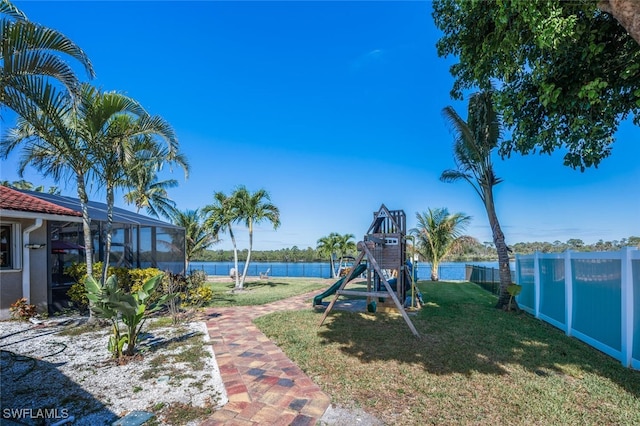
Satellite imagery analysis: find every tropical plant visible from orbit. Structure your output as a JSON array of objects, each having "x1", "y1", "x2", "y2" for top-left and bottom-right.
[
  {"x1": 2, "y1": 82, "x2": 188, "y2": 284},
  {"x1": 316, "y1": 232, "x2": 356, "y2": 278},
  {"x1": 1, "y1": 88, "x2": 96, "y2": 277},
  {"x1": 169, "y1": 209, "x2": 216, "y2": 271},
  {"x1": 81, "y1": 88, "x2": 187, "y2": 283},
  {"x1": 233, "y1": 186, "x2": 280, "y2": 289},
  {"x1": 334, "y1": 233, "x2": 356, "y2": 269},
  {"x1": 203, "y1": 191, "x2": 241, "y2": 288},
  {"x1": 84, "y1": 273, "x2": 170, "y2": 358},
  {"x1": 0, "y1": 0, "x2": 94, "y2": 116},
  {"x1": 9, "y1": 297, "x2": 37, "y2": 320},
  {"x1": 161, "y1": 271, "x2": 212, "y2": 325},
  {"x1": 123, "y1": 138, "x2": 183, "y2": 220},
  {"x1": 0, "y1": 179, "x2": 60, "y2": 194},
  {"x1": 411, "y1": 208, "x2": 472, "y2": 281},
  {"x1": 66, "y1": 262, "x2": 138, "y2": 311},
  {"x1": 440, "y1": 89, "x2": 514, "y2": 309},
  {"x1": 316, "y1": 233, "x2": 340, "y2": 278}
]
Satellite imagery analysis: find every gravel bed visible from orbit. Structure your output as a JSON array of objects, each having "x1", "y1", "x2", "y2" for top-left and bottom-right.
[{"x1": 0, "y1": 316, "x2": 227, "y2": 425}]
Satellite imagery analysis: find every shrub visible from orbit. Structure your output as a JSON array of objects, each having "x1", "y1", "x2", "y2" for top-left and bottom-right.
[
  {"x1": 65, "y1": 261, "x2": 131, "y2": 290},
  {"x1": 66, "y1": 264, "x2": 161, "y2": 311},
  {"x1": 10, "y1": 298, "x2": 37, "y2": 321},
  {"x1": 130, "y1": 268, "x2": 163, "y2": 305},
  {"x1": 163, "y1": 271, "x2": 212, "y2": 324},
  {"x1": 67, "y1": 282, "x2": 90, "y2": 313},
  {"x1": 186, "y1": 285, "x2": 214, "y2": 307}
]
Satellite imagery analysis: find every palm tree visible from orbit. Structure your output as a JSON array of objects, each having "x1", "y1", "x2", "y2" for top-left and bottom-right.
[
  {"x1": 234, "y1": 186, "x2": 280, "y2": 289},
  {"x1": 3, "y1": 179, "x2": 32, "y2": 190},
  {"x1": 440, "y1": 89, "x2": 513, "y2": 309},
  {"x1": 1, "y1": 0, "x2": 95, "y2": 117},
  {"x1": 123, "y1": 139, "x2": 182, "y2": 220},
  {"x1": 334, "y1": 233, "x2": 356, "y2": 275},
  {"x1": 203, "y1": 191, "x2": 241, "y2": 288},
  {"x1": 170, "y1": 209, "x2": 216, "y2": 271},
  {"x1": 1, "y1": 90, "x2": 96, "y2": 277},
  {"x1": 0, "y1": 179, "x2": 61, "y2": 194},
  {"x1": 316, "y1": 232, "x2": 356, "y2": 278},
  {"x1": 411, "y1": 208, "x2": 472, "y2": 281},
  {"x1": 1, "y1": 83, "x2": 188, "y2": 282},
  {"x1": 316, "y1": 233, "x2": 339, "y2": 278},
  {"x1": 83, "y1": 88, "x2": 187, "y2": 282}
]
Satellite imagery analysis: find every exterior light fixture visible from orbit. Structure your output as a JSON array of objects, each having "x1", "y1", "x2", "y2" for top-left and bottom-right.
[{"x1": 24, "y1": 243, "x2": 46, "y2": 249}]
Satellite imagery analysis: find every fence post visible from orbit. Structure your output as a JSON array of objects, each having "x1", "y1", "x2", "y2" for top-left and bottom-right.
[
  {"x1": 621, "y1": 247, "x2": 635, "y2": 367},
  {"x1": 565, "y1": 250, "x2": 573, "y2": 337},
  {"x1": 534, "y1": 251, "x2": 540, "y2": 319}
]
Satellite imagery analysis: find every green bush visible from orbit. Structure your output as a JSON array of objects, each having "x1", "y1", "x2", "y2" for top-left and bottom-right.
[
  {"x1": 65, "y1": 261, "x2": 131, "y2": 290},
  {"x1": 186, "y1": 285, "x2": 214, "y2": 307},
  {"x1": 66, "y1": 263, "x2": 161, "y2": 311},
  {"x1": 65, "y1": 263, "x2": 211, "y2": 321},
  {"x1": 67, "y1": 282, "x2": 90, "y2": 313},
  {"x1": 130, "y1": 268, "x2": 163, "y2": 294}
]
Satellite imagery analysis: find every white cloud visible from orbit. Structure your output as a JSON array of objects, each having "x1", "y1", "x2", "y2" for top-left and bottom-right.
[{"x1": 350, "y1": 48, "x2": 385, "y2": 71}]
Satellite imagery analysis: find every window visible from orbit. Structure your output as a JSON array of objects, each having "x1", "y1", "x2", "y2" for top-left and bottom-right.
[{"x1": 1, "y1": 224, "x2": 14, "y2": 269}]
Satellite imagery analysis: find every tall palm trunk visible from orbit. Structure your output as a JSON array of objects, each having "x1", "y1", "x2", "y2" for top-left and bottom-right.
[
  {"x1": 331, "y1": 256, "x2": 338, "y2": 279},
  {"x1": 76, "y1": 175, "x2": 95, "y2": 319},
  {"x1": 102, "y1": 184, "x2": 115, "y2": 284},
  {"x1": 77, "y1": 176, "x2": 93, "y2": 276},
  {"x1": 239, "y1": 220, "x2": 253, "y2": 288},
  {"x1": 484, "y1": 189, "x2": 515, "y2": 309},
  {"x1": 229, "y1": 226, "x2": 240, "y2": 289},
  {"x1": 430, "y1": 264, "x2": 439, "y2": 281}
]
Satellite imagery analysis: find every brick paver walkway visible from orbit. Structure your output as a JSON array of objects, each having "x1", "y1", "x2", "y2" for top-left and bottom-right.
[{"x1": 201, "y1": 291, "x2": 330, "y2": 425}]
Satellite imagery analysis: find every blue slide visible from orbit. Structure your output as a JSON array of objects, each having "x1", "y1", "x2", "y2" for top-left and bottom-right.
[{"x1": 313, "y1": 263, "x2": 368, "y2": 306}]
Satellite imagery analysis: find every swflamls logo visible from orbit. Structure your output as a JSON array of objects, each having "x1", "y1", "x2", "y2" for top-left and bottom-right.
[{"x1": 2, "y1": 408, "x2": 69, "y2": 419}]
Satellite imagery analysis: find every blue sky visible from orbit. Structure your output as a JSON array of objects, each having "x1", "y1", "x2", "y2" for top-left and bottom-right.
[{"x1": 2, "y1": 1, "x2": 639, "y2": 251}]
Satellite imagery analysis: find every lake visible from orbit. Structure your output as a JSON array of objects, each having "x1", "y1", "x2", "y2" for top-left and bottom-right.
[{"x1": 189, "y1": 261, "x2": 509, "y2": 281}]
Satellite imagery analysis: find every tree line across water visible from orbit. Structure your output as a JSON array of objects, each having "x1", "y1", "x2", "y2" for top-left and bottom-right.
[{"x1": 194, "y1": 236, "x2": 640, "y2": 264}]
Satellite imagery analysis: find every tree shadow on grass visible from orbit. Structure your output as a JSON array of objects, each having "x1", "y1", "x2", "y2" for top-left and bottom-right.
[
  {"x1": 243, "y1": 280, "x2": 290, "y2": 289},
  {"x1": 1, "y1": 350, "x2": 118, "y2": 425},
  {"x1": 313, "y1": 289, "x2": 640, "y2": 399}
]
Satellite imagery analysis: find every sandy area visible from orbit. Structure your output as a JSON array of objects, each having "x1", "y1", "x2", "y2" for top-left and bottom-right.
[{"x1": 0, "y1": 317, "x2": 226, "y2": 425}]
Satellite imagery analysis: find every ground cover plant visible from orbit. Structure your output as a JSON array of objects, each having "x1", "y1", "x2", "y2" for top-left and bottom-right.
[
  {"x1": 207, "y1": 277, "x2": 328, "y2": 307},
  {"x1": 255, "y1": 282, "x2": 640, "y2": 425},
  {"x1": 85, "y1": 274, "x2": 172, "y2": 358}
]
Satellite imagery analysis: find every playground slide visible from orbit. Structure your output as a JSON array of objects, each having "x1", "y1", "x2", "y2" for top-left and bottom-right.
[{"x1": 313, "y1": 263, "x2": 368, "y2": 306}]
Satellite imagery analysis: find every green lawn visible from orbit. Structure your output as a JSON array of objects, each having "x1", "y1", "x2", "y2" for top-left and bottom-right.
[
  {"x1": 206, "y1": 277, "x2": 328, "y2": 307},
  {"x1": 255, "y1": 281, "x2": 640, "y2": 425}
]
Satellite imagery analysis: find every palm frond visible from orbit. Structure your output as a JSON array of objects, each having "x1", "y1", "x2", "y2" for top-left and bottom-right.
[{"x1": 1, "y1": 0, "x2": 27, "y2": 20}]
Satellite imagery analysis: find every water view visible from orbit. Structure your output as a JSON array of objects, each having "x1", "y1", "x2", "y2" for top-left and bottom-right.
[{"x1": 190, "y1": 261, "x2": 507, "y2": 281}]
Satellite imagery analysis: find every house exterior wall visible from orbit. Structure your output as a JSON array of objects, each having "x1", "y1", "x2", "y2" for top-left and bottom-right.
[
  {"x1": 0, "y1": 218, "x2": 49, "y2": 320},
  {"x1": 28, "y1": 224, "x2": 49, "y2": 314},
  {"x1": 0, "y1": 270, "x2": 22, "y2": 320}
]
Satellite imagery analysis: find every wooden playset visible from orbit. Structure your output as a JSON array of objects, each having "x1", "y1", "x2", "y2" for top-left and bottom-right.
[{"x1": 317, "y1": 204, "x2": 421, "y2": 337}]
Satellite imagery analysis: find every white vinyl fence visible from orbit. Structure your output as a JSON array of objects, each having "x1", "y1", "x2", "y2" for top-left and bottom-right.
[{"x1": 515, "y1": 247, "x2": 640, "y2": 369}]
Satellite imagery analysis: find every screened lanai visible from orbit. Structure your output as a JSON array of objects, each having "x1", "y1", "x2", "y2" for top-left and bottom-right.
[{"x1": 20, "y1": 190, "x2": 186, "y2": 311}]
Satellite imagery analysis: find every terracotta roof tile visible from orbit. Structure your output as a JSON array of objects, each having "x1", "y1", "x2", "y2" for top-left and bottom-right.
[{"x1": 0, "y1": 186, "x2": 81, "y2": 217}]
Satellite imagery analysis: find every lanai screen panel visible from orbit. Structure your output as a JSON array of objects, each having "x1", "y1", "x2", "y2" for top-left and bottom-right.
[{"x1": 155, "y1": 226, "x2": 185, "y2": 273}]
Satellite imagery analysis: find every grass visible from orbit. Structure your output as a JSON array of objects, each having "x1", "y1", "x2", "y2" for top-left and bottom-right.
[
  {"x1": 141, "y1": 332, "x2": 211, "y2": 379},
  {"x1": 206, "y1": 277, "x2": 328, "y2": 307},
  {"x1": 255, "y1": 281, "x2": 640, "y2": 425}
]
